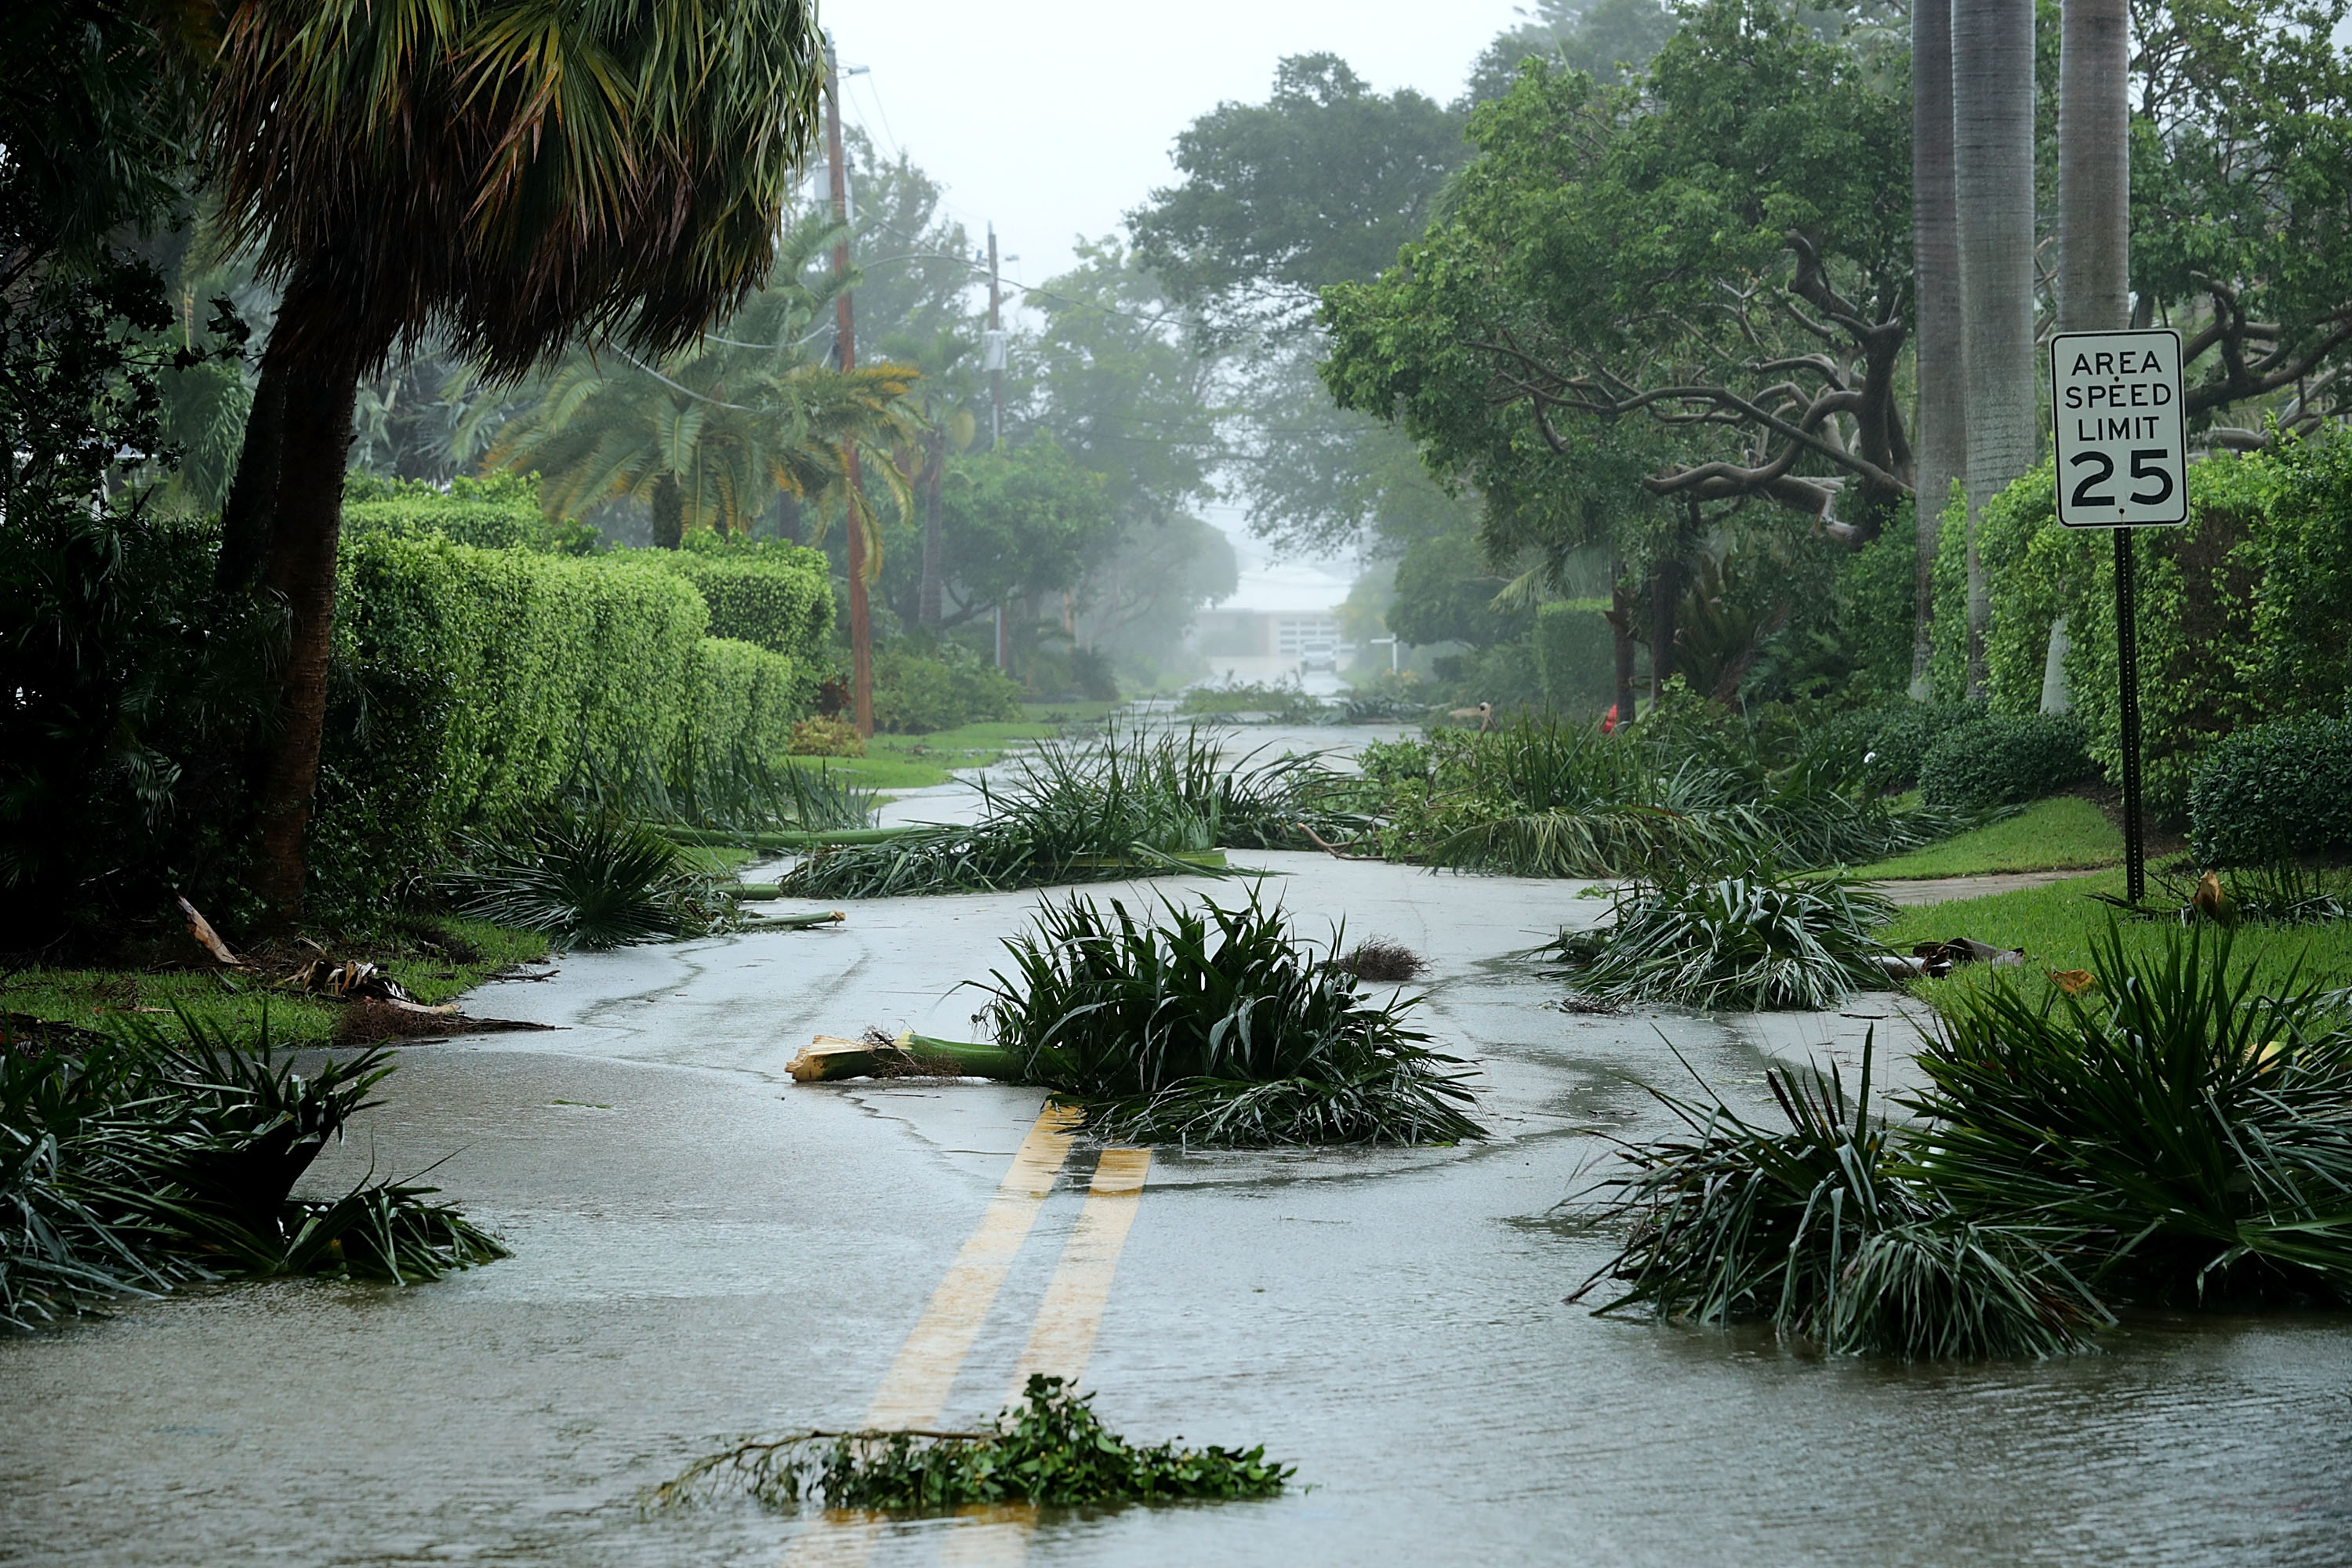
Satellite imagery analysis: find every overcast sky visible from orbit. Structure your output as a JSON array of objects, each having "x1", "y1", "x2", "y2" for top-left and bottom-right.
[{"x1": 826, "y1": 0, "x2": 1524, "y2": 295}]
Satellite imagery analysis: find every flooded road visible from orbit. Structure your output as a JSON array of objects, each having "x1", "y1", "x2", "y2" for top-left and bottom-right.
[{"x1": 5, "y1": 768, "x2": 2350, "y2": 1565}]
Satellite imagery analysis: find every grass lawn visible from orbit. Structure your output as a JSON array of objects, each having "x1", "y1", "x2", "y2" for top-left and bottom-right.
[
  {"x1": 815, "y1": 709, "x2": 1118, "y2": 791},
  {"x1": 0, "y1": 916, "x2": 550, "y2": 1047},
  {"x1": 1881, "y1": 867, "x2": 2352, "y2": 1003},
  {"x1": 1855, "y1": 796, "x2": 2123, "y2": 879}
]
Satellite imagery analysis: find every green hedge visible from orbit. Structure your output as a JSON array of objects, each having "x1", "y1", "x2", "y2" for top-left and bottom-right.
[
  {"x1": 1918, "y1": 712, "x2": 2093, "y2": 808},
  {"x1": 1534, "y1": 600, "x2": 1615, "y2": 717},
  {"x1": 341, "y1": 471, "x2": 548, "y2": 550},
  {"x1": 631, "y1": 539, "x2": 834, "y2": 668},
  {"x1": 1934, "y1": 433, "x2": 2352, "y2": 820},
  {"x1": 1817, "y1": 701, "x2": 1987, "y2": 794},
  {"x1": 314, "y1": 533, "x2": 802, "y2": 907},
  {"x1": 2187, "y1": 713, "x2": 2352, "y2": 866}
]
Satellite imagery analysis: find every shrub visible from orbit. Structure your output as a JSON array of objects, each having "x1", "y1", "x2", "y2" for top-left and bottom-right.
[
  {"x1": 1939, "y1": 433, "x2": 2352, "y2": 819},
  {"x1": 1918, "y1": 712, "x2": 2093, "y2": 808},
  {"x1": 444, "y1": 811, "x2": 738, "y2": 949},
  {"x1": 786, "y1": 716, "x2": 865, "y2": 757},
  {"x1": 872, "y1": 643, "x2": 1022, "y2": 733},
  {"x1": 314, "y1": 533, "x2": 804, "y2": 913},
  {"x1": 341, "y1": 471, "x2": 549, "y2": 550},
  {"x1": 2188, "y1": 713, "x2": 2352, "y2": 866},
  {"x1": 1912, "y1": 924, "x2": 2352, "y2": 1305},
  {"x1": 1552, "y1": 869, "x2": 1895, "y2": 1011},
  {"x1": 976, "y1": 891, "x2": 1485, "y2": 1146},
  {"x1": 1571, "y1": 1046, "x2": 2106, "y2": 1359},
  {"x1": 3, "y1": 1008, "x2": 504, "y2": 1329},
  {"x1": 1814, "y1": 701, "x2": 1987, "y2": 794},
  {"x1": 638, "y1": 536, "x2": 834, "y2": 667}
]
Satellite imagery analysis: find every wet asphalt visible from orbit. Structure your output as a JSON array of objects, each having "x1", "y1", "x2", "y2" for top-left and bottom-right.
[{"x1": 5, "y1": 735, "x2": 2350, "y2": 1566}]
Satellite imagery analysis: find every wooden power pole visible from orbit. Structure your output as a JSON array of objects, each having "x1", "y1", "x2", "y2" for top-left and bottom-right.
[{"x1": 824, "y1": 38, "x2": 874, "y2": 738}]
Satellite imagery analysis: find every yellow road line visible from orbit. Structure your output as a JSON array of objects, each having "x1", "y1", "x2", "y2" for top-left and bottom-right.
[
  {"x1": 863, "y1": 1105, "x2": 1083, "y2": 1428},
  {"x1": 1008, "y1": 1147, "x2": 1152, "y2": 1396},
  {"x1": 935, "y1": 1503, "x2": 1041, "y2": 1566},
  {"x1": 782, "y1": 1104, "x2": 1080, "y2": 1566}
]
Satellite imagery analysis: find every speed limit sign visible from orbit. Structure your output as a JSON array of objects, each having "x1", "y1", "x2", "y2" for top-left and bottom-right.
[{"x1": 2050, "y1": 328, "x2": 2189, "y2": 528}]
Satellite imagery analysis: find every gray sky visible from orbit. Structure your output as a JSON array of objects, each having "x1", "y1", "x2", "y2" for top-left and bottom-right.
[{"x1": 827, "y1": 0, "x2": 1524, "y2": 295}]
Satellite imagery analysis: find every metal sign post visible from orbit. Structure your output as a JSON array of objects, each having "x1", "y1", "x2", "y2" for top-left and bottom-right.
[{"x1": 2050, "y1": 328, "x2": 2190, "y2": 905}]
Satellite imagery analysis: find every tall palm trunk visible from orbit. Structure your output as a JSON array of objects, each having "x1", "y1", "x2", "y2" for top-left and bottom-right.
[
  {"x1": 2049, "y1": 0, "x2": 2131, "y2": 716},
  {"x1": 1951, "y1": 0, "x2": 2038, "y2": 699},
  {"x1": 217, "y1": 260, "x2": 370, "y2": 920},
  {"x1": 650, "y1": 474, "x2": 684, "y2": 549},
  {"x1": 1911, "y1": 0, "x2": 1967, "y2": 700},
  {"x1": 917, "y1": 430, "x2": 945, "y2": 629},
  {"x1": 2058, "y1": 0, "x2": 2130, "y2": 334}
]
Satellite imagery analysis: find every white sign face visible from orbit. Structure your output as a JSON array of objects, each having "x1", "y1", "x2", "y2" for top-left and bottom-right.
[{"x1": 2050, "y1": 328, "x2": 2189, "y2": 528}]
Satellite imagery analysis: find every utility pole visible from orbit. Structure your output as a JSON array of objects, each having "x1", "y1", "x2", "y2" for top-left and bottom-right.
[
  {"x1": 985, "y1": 223, "x2": 1007, "y2": 668},
  {"x1": 823, "y1": 37, "x2": 873, "y2": 739}
]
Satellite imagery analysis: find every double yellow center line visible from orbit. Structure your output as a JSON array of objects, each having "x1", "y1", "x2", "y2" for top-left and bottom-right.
[{"x1": 782, "y1": 1105, "x2": 1152, "y2": 1566}]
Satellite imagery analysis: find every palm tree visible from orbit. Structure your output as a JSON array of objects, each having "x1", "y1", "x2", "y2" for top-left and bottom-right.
[
  {"x1": 194, "y1": 0, "x2": 824, "y2": 919},
  {"x1": 877, "y1": 325, "x2": 983, "y2": 628},
  {"x1": 1951, "y1": 0, "x2": 2038, "y2": 699},
  {"x1": 2058, "y1": 0, "x2": 2130, "y2": 332},
  {"x1": 1911, "y1": 0, "x2": 1967, "y2": 700},
  {"x1": 485, "y1": 239, "x2": 924, "y2": 552}
]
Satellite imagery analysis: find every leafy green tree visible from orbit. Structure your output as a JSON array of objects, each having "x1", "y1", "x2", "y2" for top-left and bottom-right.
[
  {"x1": 927, "y1": 437, "x2": 1120, "y2": 630},
  {"x1": 1129, "y1": 55, "x2": 1467, "y2": 337},
  {"x1": 1326, "y1": 1, "x2": 1916, "y2": 537},
  {"x1": 194, "y1": 0, "x2": 826, "y2": 916},
  {"x1": 2132, "y1": 0, "x2": 2352, "y2": 428}
]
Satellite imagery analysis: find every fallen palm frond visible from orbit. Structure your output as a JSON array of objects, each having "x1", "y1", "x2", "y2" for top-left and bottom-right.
[
  {"x1": 3, "y1": 1007, "x2": 505, "y2": 1330},
  {"x1": 647, "y1": 1374, "x2": 1291, "y2": 1513},
  {"x1": 1367, "y1": 717, "x2": 1974, "y2": 878},
  {"x1": 568, "y1": 739, "x2": 878, "y2": 835},
  {"x1": 1551, "y1": 869, "x2": 1895, "y2": 1011},
  {"x1": 445, "y1": 809, "x2": 739, "y2": 949},
  {"x1": 779, "y1": 728, "x2": 1359, "y2": 898},
  {"x1": 1576, "y1": 925, "x2": 2352, "y2": 1359},
  {"x1": 975, "y1": 890, "x2": 1484, "y2": 1146},
  {"x1": 1571, "y1": 1039, "x2": 2110, "y2": 1359},
  {"x1": 1906, "y1": 923, "x2": 2352, "y2": 1305}
]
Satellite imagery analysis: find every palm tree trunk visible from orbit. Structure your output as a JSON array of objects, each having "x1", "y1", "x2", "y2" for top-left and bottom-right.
[
  {"x1": 918, "y1": 433, "x2": 945, "y2": 629},
  {"x1": 1911, "y1": 0, "x2": 1967, "y2": 700},
  {"x1": 2058, "y1": 0, "x2": 2130, "y2": 335},
  {"x1": 1951, "y1": 0, "x2": 2038, "y2": 700},
  {"x1": 249, "y1": 350, "x2": 362, "y2": 920},
  {"x1": 651, "y1": 474, "x2": 684, "y2": 549}
]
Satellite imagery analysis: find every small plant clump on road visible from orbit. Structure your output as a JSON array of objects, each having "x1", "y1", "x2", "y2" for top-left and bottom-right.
[
  {"x1": 779, "y1": 728, "x2": 1359, "y2": 898},
  {"x1": 445, "y1": 809, "x2": 741, "y2": 949},
  {"x1": 1575, "y1": 925, "x2": 2352, "y2": 1358},
  {"x1": 2, "y1": 1008, "x2": 504, "y2": 1330},
  {"x1": 978, "y1": 891, "x2": 1485, "y2": 1146},
  {"x1": 1551, "y1": 869, "x2": 1896, "y2": 1011},
  {"x1": 648, "y1": 1374, "x2": 1292, "y2": 1513}
]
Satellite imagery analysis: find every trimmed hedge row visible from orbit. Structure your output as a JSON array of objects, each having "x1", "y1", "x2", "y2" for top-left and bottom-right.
[
  {"x1": 633, "y1": 540, "x2": 833, "y2": 669},
  {"x1": 342, "y1": 471, "x2": 546, "y2": 550},
  {"x1": 1933, "y1": 432, "x2": 2352, "y2": 819},
  {"x1": 313, "y1": 532, "x2": 804, "y2": 906},
  {"x1": 2188, "y1": 713, "x2": 2352, "y2": 866},
  {"x1": 1534, "y1": 599, "x2": 1615, "y2": 717}
]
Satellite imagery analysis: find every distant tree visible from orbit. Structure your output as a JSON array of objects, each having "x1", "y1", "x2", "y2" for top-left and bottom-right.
[
  {"x1": 195, "y1": 0, "x2": 826, "y2": 917},
  {"x1": 1128, "y1": 54, "x2": 1467, "y2": 339},
  {"x1": 1464, "y1": 0, "x2": 1679, "y2": 103},
  {"x1": 931, "y1": 437, "x2": 1120, "y2": 630}
]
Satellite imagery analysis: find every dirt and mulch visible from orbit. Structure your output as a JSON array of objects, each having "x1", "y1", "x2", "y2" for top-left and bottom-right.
[{"x1": 0, "y1": 902, "x2": 556, "y2": 1051}]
